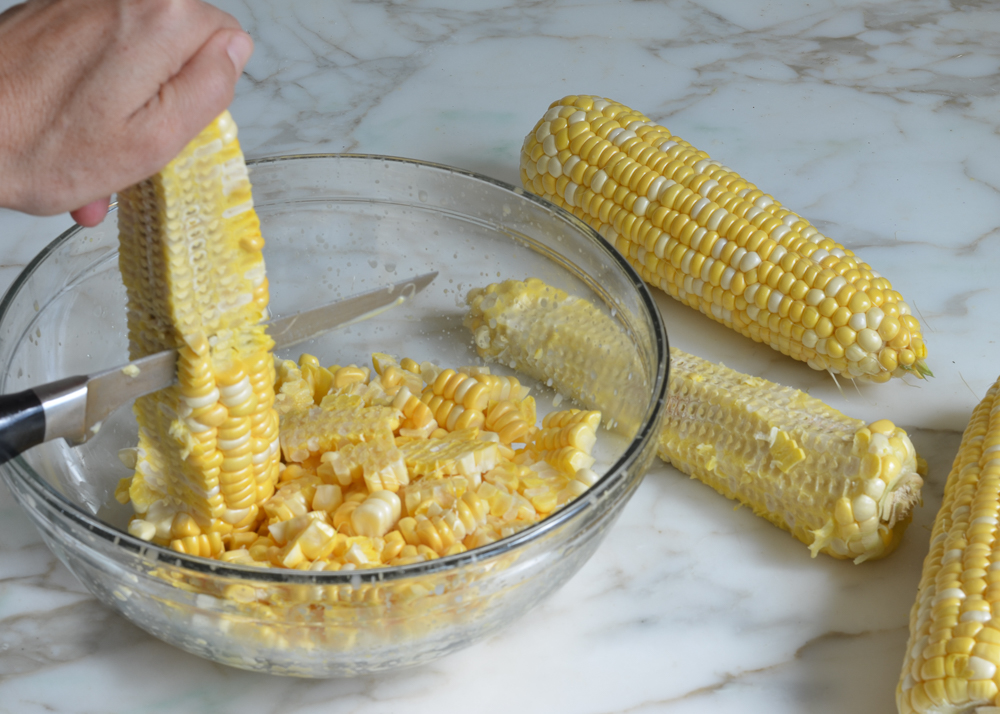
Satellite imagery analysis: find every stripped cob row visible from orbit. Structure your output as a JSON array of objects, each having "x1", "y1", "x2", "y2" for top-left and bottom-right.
[
  {"x1": 466, "y1": 278, "x2": 925, "y2": 562},
  {"x1": 897, "y1": 377, "x2": 1000, "y2": 713},
  {"x1": 520, "y1": 95, "x2": 929, "y2": 382},
  {"x1": 116, "y1": 112, "x2": 281, "y2": 545}
]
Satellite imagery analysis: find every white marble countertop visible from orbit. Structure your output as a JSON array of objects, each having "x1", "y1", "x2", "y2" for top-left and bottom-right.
[{"x1": 1, "y1": 0, "x2": 997, "y2": 711}]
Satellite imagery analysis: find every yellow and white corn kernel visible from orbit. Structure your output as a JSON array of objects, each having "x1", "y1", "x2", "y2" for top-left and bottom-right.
[
  {"x1": 317, "y1": 438, "x2": 409, "y2": 492},
  {"x1": 520, "y1": 96, "x2": 930, "y2": 382},
  {"x1": 402, "y1": 475, "x2": 471, "y2": 517},
  {"x1": 484, "y1": 400, "x2": 536, "y2": 444}
]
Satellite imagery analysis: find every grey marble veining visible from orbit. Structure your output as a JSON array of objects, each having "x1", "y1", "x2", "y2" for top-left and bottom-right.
[{"x1": 2, "y1": 0, "x2": 999, "y2": 711}]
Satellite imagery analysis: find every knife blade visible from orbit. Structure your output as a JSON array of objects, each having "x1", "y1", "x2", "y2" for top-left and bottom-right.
[{"x1": 0, "y1": 271, "x2": 436, "y2": 463}]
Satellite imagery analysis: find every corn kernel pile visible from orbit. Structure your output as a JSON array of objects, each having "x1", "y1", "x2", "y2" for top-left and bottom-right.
[{"x1": 120, "y1": 351, "x2": 602, "y2": 570}]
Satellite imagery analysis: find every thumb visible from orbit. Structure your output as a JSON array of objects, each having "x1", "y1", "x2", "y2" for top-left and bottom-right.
[
  {"x1": 224, "y1": 31, "x2": 254, "y2": 77},
  {"x1": 135, "y1": 29, "x2": 253, "y2": 166},
  {"x1": 167, "y1": 27, "x2": 253, "y2": 119}
]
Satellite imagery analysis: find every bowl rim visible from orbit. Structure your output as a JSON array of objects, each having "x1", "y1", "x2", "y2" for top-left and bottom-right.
[{"x1": 0, "y1": 153, "x2": 670, "y2": 585}]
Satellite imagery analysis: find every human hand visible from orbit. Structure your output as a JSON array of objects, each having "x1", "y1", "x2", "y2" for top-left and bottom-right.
[{"x1": 0, "y1": 0, "x2": 253, "y2": 227}]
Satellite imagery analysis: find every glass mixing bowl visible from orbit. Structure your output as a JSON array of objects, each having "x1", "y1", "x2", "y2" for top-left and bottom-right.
[{"x1": 0, "y1": 155, "x2": 669, "y2": 676}]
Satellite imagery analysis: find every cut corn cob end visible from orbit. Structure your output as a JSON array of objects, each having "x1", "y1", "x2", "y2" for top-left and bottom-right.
[
  {"x1": 118, "y1": 110, "x2": 281, "y2": 539},
  {"x1": 520, "y1": 95, "x2": 929, "y2": 382},
  {"x1": 897, "y1": 376, "x2": 1000, "y2": 714},
  {"x1": 807, "y1": 418, "x2": 924, "y2": 562}
]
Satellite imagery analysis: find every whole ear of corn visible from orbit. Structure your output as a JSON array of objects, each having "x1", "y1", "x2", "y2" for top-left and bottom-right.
[
  {"x1": 897, "y1": 377, "x2": 1000, "y2": 714},
  {"x1": 116, "y1": 111, "x2": 281, "y2": 543},
  {"x1": 520, "y1": 95, "x2": 929, "y2": 382},
  {"x1": 466, "y1": 278, "x2": 924, "y2": 562}
]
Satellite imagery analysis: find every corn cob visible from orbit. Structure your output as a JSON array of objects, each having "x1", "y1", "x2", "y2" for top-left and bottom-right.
[
  {"x1": 116, "y1": 111, "x2": 281, "y2": 542},
  {"x1": 465, "y1": 277, "x2": 646, "y2": 434},
  {"x1": 466, "y1": 278, "x2": 924, "y2": 562},
  {"x1": 897, "y1": 377, "x2": 1000, "y2": 714},
  {"x1": 664, "y1": 349, "x2": 922, "y2": 562},
  {"x1": 520, "y1": 95, "x2": 929, "y2": 382}
]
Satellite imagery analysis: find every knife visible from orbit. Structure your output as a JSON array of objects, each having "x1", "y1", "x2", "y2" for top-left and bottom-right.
[{"x1": 0, "y1": 271, "x2": 437, "y2": 464}]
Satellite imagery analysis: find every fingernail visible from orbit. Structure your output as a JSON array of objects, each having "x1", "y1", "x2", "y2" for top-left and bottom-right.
[
  {"x1": 70, "y1": 198, "x2": 110, "y2": 228},
  {"x1": 226, "y1": 31, "x2": 253, "y2": 74}
]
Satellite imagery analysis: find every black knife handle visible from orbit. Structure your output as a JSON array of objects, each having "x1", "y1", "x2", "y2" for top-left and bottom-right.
[{"x1": 0, "y1": 389, "x2": 44, "y2": 465}]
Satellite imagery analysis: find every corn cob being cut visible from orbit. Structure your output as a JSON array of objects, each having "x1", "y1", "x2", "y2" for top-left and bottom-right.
[
  {"x1": 520, "y1": 96, "x2": 929, "y2": 382},
  {"x1": 897, "y1": 377, "x2": 1000, "y2": 714},
  {"x1": 116, "y1": 111, "x2": 281, "y2": 545},
  {"x1": 466, "y1": 278, "x2": 925, "y2": 562}
]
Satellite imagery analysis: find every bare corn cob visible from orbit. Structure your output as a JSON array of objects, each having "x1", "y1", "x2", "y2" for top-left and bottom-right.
[
  {"x1": 116, "y1": 111, "x2": 281, "y2": 544},
  {"x1": 897, "y1": 377, "x2": 1000, "y2": 714},
  {"x1": 664, "y1": 349, "x2": 922, "y2": 562},
  {"x1": 466, "y1": 278, "x2": 924, "y2": 562},
  {"x1": 464, "y1": 277, "x2": 647, "y2": 434},
  {"x1": 520, "y1": 95, "x2": 929, "y2": 382}
]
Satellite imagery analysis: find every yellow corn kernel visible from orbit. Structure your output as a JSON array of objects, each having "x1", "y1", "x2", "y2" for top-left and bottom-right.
[
  {"x1": 541, "y1": 446, "x2": 596, "y2": 475},
  {"x1": 474, "y1": 373, "x2": 530, "y2": 402},
  {"x1": 311, "y1": 483, "x2": 344, "y2": 514},
  {"x1": 350, "y1": 490, "x2": 402, "y2": 538},
  {"x1": 169, "y1": 532, "x2": 224, "y2": 559},
  {"x1": 483, "y1": 461, "x2": 529, "y2": 492},
  {"x1": 373, "y1": 353, "x2": 425, "y2": 397},
  {"x1": 430, "y1": 369, "x2": 491, "y2": 411},
  {"x1": 392, "y1": 386, "x2": 435, "y2": 428},
  {"x1": 332, "y1": 366, "x2": 369, "y2": 390},
  {"x1": 332, "y1": 501, "x2": 360, "y2": 535},
  {"x1": 533, "y1": 421, "x2": 598, "y2": 453},
  {"x1": 169, "y1": 513, "x2": 202, "y2": 539},
  {"x1": 420, "y1": 392, "x2": 486, "y2": 432},
  {"x1": 542, "y1": 409, "x2": 602, "y2": 430}
]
